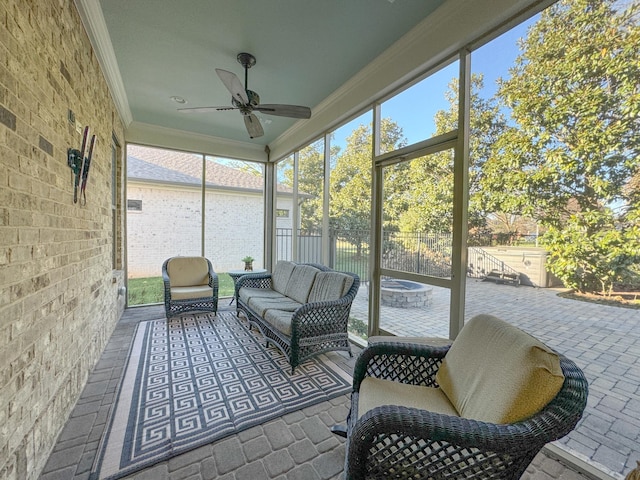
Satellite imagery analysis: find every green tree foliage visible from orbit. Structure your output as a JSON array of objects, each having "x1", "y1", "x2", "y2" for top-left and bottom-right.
[
  {"x1": 279, "y1": 140, "x2": 338, "y2": 232},
  {"x1": 297, "y1": 140, "x2": 325, "y2": 232},
  {"x1": 399, "y1": 74, "x2": 507, "y2": 234},
  {"x1": 330, "y1": 119, "x2": 406, "y2": 255},
  {"x1": 486, "y1": 0, "x2": 640, "y2": 293}
]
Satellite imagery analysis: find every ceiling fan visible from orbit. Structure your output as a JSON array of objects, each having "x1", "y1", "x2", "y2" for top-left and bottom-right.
[{"x1": 178, "y1": 52, "x2": 312, "y2": 139}]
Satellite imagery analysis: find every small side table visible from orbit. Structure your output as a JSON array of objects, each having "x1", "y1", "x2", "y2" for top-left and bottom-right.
[{"x1": 228, "y1": 269, "x2": 267, "y2": 304}]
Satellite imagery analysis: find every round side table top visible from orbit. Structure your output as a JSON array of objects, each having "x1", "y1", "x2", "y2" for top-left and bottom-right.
[{"x1": 228, "y1": 268, "x2": 267, "y2": 277}]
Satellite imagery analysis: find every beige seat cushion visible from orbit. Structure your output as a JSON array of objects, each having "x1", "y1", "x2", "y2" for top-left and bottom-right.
[
  {"x1": 170, "y1": 285, "x2": 213, "y2": 301},
  {"x1": 307, "y1": 271, "x2": 354, "y2": 303},
  {"x1": 284, "y1": 265, "x2": 320, "y2": 303},
  {"x1": 238, "y1": 287, "x2": 285, "y2": 304},
  {"x1": 167, "y1": 257, "x2": 209, "y2": 287},
  {"x1": 263, "y1": 309, "x2": 294, "y2": 336},
  {"x1": 436, "y1": 314, "x2": 564, "y2": 424},
  {"x1": 358, "y1": 377, "x2": 459, "y2": 419},
  {"x1": 247, "y1": 297, "x2": 303, "y2": 318}
]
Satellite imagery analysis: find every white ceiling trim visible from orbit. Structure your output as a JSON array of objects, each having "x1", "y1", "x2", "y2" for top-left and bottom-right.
[
  {"x1": 73, "y1": 0, "x2": 133, "y2": 127},
  {"x1": 126, "y1": 121, "x2": 267, "y2": 162},
  {"x1": 268, "y1": 0, "x2": 541, "y2": 161}
]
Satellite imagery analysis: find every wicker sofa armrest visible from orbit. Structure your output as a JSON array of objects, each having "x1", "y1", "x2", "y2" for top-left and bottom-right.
[
  {"x1": 207, "y1": 263, "x2": 219, "y2": 297},
  {"x1": 290, "y1": 295, "x2": 354, "y2": 336},
  {"x1": 291, "y1": 270, "x2": 359, "y2": 330},
  {"x1": 235, "y1": 272, "x2": 273, "y2": 298},
  {"x1": 352, "y1": 342, "x2": 450, "y2": 392}
]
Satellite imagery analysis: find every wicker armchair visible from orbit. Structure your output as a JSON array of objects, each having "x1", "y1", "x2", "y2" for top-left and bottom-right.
[
  {"x1": 342, "y1": 315, "x2": 589, "y2": 480},
  {"x1": 162, "y1": 256, "x2": 218, "y2": 318}
]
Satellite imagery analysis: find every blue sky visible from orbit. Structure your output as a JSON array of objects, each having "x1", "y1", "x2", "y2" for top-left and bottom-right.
[{"x1": 332, "y1": 15, "x2": 539, "y2": 151}]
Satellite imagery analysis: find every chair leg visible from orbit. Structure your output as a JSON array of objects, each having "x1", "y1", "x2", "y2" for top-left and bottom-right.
[{"x1": 330, "y1": 425, "x2": 347, "y2": 438}]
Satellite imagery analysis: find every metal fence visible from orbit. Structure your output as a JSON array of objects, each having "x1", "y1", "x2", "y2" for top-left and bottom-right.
[
  {"x1": 276, "y1": 229, "x2": 454, "y2": 280},
  {"x1": 275, "y1": 228, "x2": 535, "y2": 282},
  {"x1": 469, "y1": 232, "x2": 538, "y2": 247},
  {"x1": 467, "y1": 246, "x2": 521, "y2": 280}
]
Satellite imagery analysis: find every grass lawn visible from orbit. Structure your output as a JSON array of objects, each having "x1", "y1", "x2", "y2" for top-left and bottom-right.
[{"x1": 128, "y1": 273, "x2": 236, "y2": 306}]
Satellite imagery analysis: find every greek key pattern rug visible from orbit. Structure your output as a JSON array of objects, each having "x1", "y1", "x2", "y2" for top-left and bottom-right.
[{"x1": 90, "y1": 312, "x2": 352, "y2": 480}]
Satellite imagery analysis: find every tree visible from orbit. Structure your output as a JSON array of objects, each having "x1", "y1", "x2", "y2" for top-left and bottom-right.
[
  {"x1": 296, "y1": 140, "x2": 325, "y2": 232},
  {"x1": 399, "y1": 74, "x2": 507, "y2": 234},
  {"x1": 486, "y1": 0, "x2": 640, "y2": 293},
  {"x1": 330, "y1": 119, "x2": 406, "y2": 256},
  {"x1": 278, "y1": 139, "x2": 340, "y2": 232}
]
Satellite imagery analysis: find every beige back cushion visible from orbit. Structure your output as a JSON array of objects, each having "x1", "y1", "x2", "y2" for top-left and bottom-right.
[
  {"x1": 284, "y1": 264, "x2": 320, "y2": 303},
  {"x1": 167, "y1": 257, "x2": 209, "y2": 287},
  {"x1": 435, "y1": 314, "x2": 564, "y2": 424},
  {"x1": 308, "y1": 272, "x2": 354, "y2": 303},
  {"x1": 272, "y1": 260, "x2": 297, "y2": 294}
]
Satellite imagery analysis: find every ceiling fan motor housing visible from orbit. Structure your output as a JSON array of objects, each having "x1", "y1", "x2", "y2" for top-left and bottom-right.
[{"x1": 232, "y1": 90, "x2": 260, "y2": 115}]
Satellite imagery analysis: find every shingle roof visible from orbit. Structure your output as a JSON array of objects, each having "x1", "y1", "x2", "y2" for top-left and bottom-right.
[
  {"x1": 126, "y1": 144, "x2": 264, "y2": 190},
  {"x1": 127, "y1": 156, "x2": 202, "y2": 185}
]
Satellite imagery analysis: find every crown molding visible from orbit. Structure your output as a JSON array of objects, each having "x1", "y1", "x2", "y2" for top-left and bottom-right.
[
  {"x1": 74, "y1": 0, "x2": 133, "y2": 126},
  {"x1": 126, "y1": 121, "x2": 267, "y2": 162}
]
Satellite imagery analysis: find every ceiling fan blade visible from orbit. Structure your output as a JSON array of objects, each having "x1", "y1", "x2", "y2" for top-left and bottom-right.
[
  {"x1": 215, "y1": 68, "x2": 249, "y2": 105},
  {"x1": 244, "y1": 114, "x2": 264, "y2": 139},
  {"x1": 177, "y1": 106, "x2": 237, "y2": 113},
  {"x1": 254, "y1": 104, "x2": 311, "y2": 119}
]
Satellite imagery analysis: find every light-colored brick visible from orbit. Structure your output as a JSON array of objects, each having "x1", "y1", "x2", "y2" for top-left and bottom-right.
[{"x1": 0, "y1": 1, "x2": 125, "y2": 479}]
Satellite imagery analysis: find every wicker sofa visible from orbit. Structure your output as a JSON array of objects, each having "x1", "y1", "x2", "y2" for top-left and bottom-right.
[{"x1": 235, "y1": 261, "x2": 360, "y2": 373}]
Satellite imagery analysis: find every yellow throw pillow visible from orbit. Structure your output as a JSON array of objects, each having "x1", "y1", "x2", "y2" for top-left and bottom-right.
[{"x1": 436, "y1": 314, "x2": 565, "y2": 424}]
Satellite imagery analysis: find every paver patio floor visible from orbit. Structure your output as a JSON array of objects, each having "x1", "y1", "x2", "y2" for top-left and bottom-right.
[{"x1": 39, "y1": 280, "x2": 639, "y2": 480}]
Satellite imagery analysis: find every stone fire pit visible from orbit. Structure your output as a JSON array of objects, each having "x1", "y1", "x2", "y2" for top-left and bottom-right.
[{"x1": 380, "y1": 279, "x2": 432, "y2": 309}]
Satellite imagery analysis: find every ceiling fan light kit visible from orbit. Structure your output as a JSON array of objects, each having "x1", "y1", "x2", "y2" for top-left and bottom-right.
[{"x1": 178, "y1": 52, "x2": 311, "y2": 139}]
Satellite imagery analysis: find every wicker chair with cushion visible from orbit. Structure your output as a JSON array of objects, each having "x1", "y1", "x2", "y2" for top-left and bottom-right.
[
  {"x1": 162, "y1": 256, "x2": 219, "y2": 318},
  {"x1": 341, "y1": 314, "x2": 588, "y2": 480}
]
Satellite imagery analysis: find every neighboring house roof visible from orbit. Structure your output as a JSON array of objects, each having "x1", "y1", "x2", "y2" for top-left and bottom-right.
[
  {"x1": 128, "y1": 156, "x2": 202, "y2": 186},
  {"x1": 126, "y1": 144, "x2": 266, "y2": 191},
  {"x1": 126, "y1": 144, "x2": 304, "y2": 196}
]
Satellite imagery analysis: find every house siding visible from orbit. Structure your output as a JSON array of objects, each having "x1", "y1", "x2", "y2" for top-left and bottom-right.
[
  {"x1": 0, "y1": 1, "x2": 126, "y2": 479},
  {"x1": 127, "y1": 181, "x2": 295, "y2": 275}
]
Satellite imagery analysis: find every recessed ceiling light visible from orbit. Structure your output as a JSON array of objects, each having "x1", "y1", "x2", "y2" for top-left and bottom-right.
[{"x1": 170, "y1": 96, "x2": 187, "y2": 104}]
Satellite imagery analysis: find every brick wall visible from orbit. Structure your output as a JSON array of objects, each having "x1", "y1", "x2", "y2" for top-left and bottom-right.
[
  {"x1": 0, "y1": 1, "x2": 125, "y2": 479},
  {"x1": 127, "y1": 182, "x2": 296, "y2": 276}
]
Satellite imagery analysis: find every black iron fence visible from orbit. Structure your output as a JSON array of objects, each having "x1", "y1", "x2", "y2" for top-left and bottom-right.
[
  {"x1": 276, "y1": 229, "x2": 453, "y2": 280},
  {"x1": 275, "y1": 228, "x2": 537, "y2": 282},
  {"x1": 467, "y1": 246, "x2": 522, "y2": 280},
  {"x1": 469, "y1": 232, "x2": 538, "y2": 247}
]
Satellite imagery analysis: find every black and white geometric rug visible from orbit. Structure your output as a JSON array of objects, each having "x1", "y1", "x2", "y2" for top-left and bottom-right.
[{"x1": 90, "y1": 312, "x2": 352, "y2": 480}]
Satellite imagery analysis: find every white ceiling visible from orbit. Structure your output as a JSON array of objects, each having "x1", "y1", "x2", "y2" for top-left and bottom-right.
[{"x1": 76, "y1": 0, "x2": 543, "y2": 159}]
